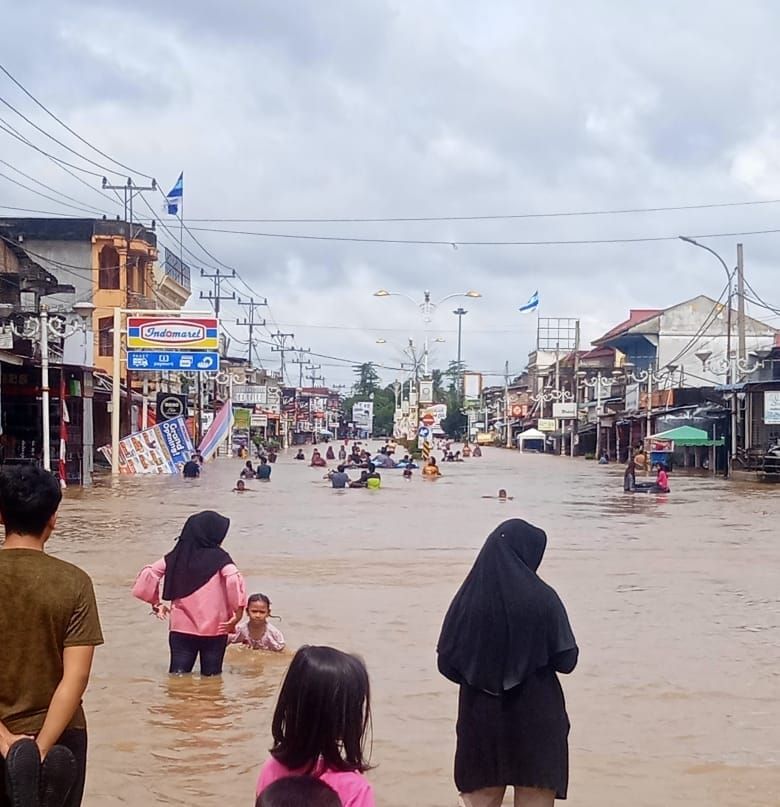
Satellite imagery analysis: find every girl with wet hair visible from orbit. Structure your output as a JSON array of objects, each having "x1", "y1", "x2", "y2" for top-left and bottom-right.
[
  {"x1": 437, "y1": 519, "x2": 578, "y2": 806},
  {"x1": 256, "y1": 645, "x2": 374, "y2": 807},
  {"x1": 228, "y1": 593, "x2": 285, "y2": 651},
  {"x1": 132, "y1": 511, "x2": 247, "y2": 676}
]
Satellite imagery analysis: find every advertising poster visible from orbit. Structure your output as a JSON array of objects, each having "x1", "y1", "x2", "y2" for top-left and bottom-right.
[{"x1": 99, "y1": 416, "x2": 194, "y2": 474}]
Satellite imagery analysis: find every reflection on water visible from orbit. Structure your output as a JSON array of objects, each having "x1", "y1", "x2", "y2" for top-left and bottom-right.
[{"x1": 50, "y1": 448, "x2": 780, "y2": 806}]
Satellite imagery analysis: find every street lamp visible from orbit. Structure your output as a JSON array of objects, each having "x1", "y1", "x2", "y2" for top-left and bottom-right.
[
  {"x1": 11, "y1": 302, "x2": 94, "y2": 474},
  {"x1": 453, "y1": 307, "x2": 468, "y2": 399},
  {"x1": 577, "y1": 369, "x2": 622, "y2": 459},
  {"x1": 679, "y1": 236, "x2": 734, "y2": 384}
]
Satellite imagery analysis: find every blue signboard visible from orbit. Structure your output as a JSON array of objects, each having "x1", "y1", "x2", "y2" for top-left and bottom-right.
[{"x1": 127, "y1": 351, "x2": 220, "y2": 371}]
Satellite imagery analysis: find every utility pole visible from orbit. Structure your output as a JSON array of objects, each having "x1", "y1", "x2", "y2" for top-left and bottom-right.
[
  {"x1": 504, "y1": 359, "x2": 512, "y2": 449},
  {"x1": 291, "y1": 349, "x2": 312, "y2": 387},
  {"x1": 236, "y1": 296, "x2": 267, "y2": 366},
  {"x1": 101, "y1": 176, "x2": 157, "y2": 437},
  {"x1": 306, "y1": 364, "x2": 323, "y2": 387},
  {"x1": 736, "y1": 242, "x2": 746, "y2": 367},
  {"x1": 200, "y1": 268, "x2": 236, "y2": 419},
  {"x1": 270, "y1": 330, "x2": 295, "y2": 382},
  {"x1": 199, "y1": 268, "x2": 236, "y2": 319}
]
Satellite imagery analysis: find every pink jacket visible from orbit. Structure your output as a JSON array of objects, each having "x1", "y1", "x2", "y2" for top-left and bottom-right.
[
  {"x1": 228, "y1": 622, "x2": 285, "y2": 651},
  {"x1": 132, "y1": 558, "x2": 247, "y2": 637}
]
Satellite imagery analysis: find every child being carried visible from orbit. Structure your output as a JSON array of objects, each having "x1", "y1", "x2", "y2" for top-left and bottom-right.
[{"x1": 229, "y1": 593, "x2": 285, "y2": 651}]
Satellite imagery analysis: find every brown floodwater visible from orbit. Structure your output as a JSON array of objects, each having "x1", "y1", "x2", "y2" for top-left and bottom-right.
[{"x1": 50, "y1": 447, "x2": 780, "y2": 806}]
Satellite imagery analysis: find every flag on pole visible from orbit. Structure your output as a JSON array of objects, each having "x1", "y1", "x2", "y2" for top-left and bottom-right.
[
  {"x1": 198, "y1": 399, "x2": 234, "y2": 461},
  {"x1": 519, "y1": 290, "x2": 539, "y2": 314},
  {"x1": 165, "y1": 172, "x2": 183, "y2": 215}
]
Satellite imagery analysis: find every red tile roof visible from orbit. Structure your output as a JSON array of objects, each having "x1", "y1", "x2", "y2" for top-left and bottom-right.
[{"x1": 594, "y1": 309, "x2": 662, "y2": 344}]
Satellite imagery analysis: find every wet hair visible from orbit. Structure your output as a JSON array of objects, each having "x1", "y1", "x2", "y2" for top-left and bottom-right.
[
  {"x1": 429, "y1": 457, "x2": 437, "y2": 465},
  {"x1": 236, "y1": 479, "x2": 246, "y2": 490},
  {"x1": 248, "y1": 593, "x2": 271, "y2": 609},
  {"x1": 270, "y1": 645, "x2": 372, "y2": 774},
  {"x1": 337, "y1": 464, "x2": 346, "y2": 473},
  {"x1": 498, "y1": 489, "x2": 507, "y2": 498},
  {"x1": 367, "y1": 462, "x2": 376, "y2": 473},
  {"x1": 256, "y1": 776, "x2": 340, "y2": 807},
  {"x1": 0, "y1": 466, "x2": 62, "y2": 537},
  {"x1": 246, "y1": 461, "x2": 254, "y2": 468}
]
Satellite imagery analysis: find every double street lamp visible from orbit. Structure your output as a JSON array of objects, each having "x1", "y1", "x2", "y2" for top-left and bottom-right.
[
  {"x1": 373, "y1": 288, "x2": 481, "y2": 376},
  {"x1": 10, "y1": 301, "x2": 95, "y2": 473}
]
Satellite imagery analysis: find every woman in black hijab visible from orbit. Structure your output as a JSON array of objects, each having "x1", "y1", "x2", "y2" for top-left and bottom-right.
[
  {"x1": 132, "y1": 511, "x2": 248, "y2": 675},
  {"x1": 437, "y1": 519, "x2": 578, "y2": 806}
]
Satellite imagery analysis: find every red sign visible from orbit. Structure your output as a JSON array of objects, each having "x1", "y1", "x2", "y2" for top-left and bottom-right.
[{"x1": 421, "y1": 413, "x2": 435, "y2": 426}]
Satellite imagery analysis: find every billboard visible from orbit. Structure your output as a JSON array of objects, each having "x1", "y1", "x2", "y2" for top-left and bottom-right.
[
  {"x1": 233, "y1": 384, "x2": 268, "y2": 405},
  {"x1": 127, "y1": 317, "x2": 219, "y2": 350},
  {"x1": 352, "y1": 401, "x2": 374, "y2": 432},
  {"x1": 463, "y1": 372, "x2": 483, "y2": 401},
  {"x1": 552, "y1": 402, "x2": 577, "y2": 419},
  {"x1": 99, "y1": 416, "x2": 194, "y2": 474}
]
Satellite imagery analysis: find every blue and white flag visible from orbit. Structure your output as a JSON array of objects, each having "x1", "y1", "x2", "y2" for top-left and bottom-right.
[
  {"x1": 165, "y1": 172, "x2": 183, "y2": 215},
  {"x1": 519, "y1": 290, "x2": 539, "y2": 314}
]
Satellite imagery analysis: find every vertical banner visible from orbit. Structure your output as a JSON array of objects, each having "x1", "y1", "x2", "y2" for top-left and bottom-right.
[{"x1": 198, "y1": 399, "x2": 234, "y2": 460}]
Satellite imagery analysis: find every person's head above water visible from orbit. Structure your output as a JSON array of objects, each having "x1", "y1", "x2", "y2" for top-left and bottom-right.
[
  {"x1": 0, "y1": 465, "x2": 62, "y2": 541},
  {"x1": 256, "y1": 776, "x2": 340, "y2": 807},
  {"x1": 162, "y1": 510, "x2": 232, "y2": 602},
  {"x1": 337, "y1": 464, "x2": 346, "y2": 473},
  {"x1": 245, "y1": 460, "x2": 254, "y2": 469},
  {"x1": 235, "y1": 479, "x2": 246, "y2": 491},
  {"x1": 247, "y1": 592, "x2": 272, "y2": 624},
  {"x1": 270, "y1": 645, "x2": 372, "y2": 774},
  {"x1": 498, "y1": 489, "x2": 508, "y2": 499},
  {"x1": 368, "y1": 462, "x2": 376, "y2": 473},
  {"x1": 429, "y1": 457, "x2": 437, "y2": 465}
]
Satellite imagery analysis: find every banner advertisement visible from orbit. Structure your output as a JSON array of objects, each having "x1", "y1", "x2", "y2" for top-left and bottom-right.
[
  {"x1": 99, "y1": 416, "x2": 194, "y2": 475},
  {"x1": 463, "y1": 372, "x2": 483, "y2": 401},
  {"x1": 127, "y1": 317, "x2": 219, "y2": 350},
  {"x1": 352, "y1": 401, "x2": 374, "y2": 431}
]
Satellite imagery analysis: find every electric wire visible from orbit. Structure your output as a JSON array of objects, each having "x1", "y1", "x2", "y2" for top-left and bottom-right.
[
  {"x1": 0, "y1": 169, "x2": 104, "y2": 215},
  {"x1": 0, "y1": 63, "x2": 155, "y2": 180},
  {"x1": 0, "y1": 160, "x2": 108, "y2": 214}
]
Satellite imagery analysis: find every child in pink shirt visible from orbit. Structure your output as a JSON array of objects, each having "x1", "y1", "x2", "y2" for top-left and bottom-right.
[
  {"x1": 132, "y1": 510, "x2": 247, "y2": 676},
  {"x1": 256, "y1": 646, "x2": 375, "y2": 807},
  {"x1": 228, "y1": 593, "x2": 285, "y2": 651}
]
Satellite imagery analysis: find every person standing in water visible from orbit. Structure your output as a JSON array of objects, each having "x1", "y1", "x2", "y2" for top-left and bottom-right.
[
  {"x1": 132, "y1": 511, "x2": 247, "y2": 676},
  {"x1": 437, "y1": 519, "x2": 578, "y2": 806},
  {"x1": 0, "y1": 466, "x2": 104, "y2": 807},
  {"x1": 623, "y1": 456, "x2": 637, "y2": 492},
  {"x1": 422, "y1": 457, "x2": 442, "y2": 477}
]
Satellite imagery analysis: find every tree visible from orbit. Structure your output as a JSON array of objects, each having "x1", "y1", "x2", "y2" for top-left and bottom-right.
[
  {"x1": 431, "y1": 368, "x2": 446, "y2": 403},
  {"x1": 352, "y1": 362, "x2": 380, "y2": 397},
  {"x1": 441, "y1": 408, "x2": 468, "y2": 439}
]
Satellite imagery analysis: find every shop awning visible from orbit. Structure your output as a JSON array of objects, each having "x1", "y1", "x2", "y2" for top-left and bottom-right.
[{"x1": 649, "y1": 425, "x2": 724, "y2": 446}]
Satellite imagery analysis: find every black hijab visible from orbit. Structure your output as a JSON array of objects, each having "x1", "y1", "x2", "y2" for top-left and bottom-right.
[
  {"x1": 437, "y1": 518, "x2": 577, "y2": 695},
  {"x1": 162, "y1": 511, "x2": 233, "y2": 601}
]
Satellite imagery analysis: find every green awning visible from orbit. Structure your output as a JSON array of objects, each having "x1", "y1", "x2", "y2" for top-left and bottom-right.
[{"x1": 649, "y1": 425, "x2": 724, "y2": 447}]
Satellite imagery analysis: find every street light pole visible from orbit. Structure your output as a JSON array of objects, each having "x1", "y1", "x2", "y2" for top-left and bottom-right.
[
  {"x1": 40, "y1": 306, "x2": 51, "y2": 472},
  {"x1": 453, "y1": 307, "x2": 467, "y2": 398}
]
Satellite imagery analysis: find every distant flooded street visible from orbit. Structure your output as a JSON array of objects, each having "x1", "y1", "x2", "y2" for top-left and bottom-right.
[{"x1": 53, "y1": 447, "x2": 780, "y2": 806}]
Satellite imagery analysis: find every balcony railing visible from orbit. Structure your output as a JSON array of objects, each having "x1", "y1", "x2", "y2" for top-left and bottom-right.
[{"x1": 163, "y1": 249, "x2": 191, "y2": 291}]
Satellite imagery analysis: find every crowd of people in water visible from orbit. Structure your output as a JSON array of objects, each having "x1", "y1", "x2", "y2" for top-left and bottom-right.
[
  {"x1": 0, "y1": 461, "x2": 577, "y2": 807},
  {"x1": 622, "y1": 445, "x2": 671, "y2": 494}
]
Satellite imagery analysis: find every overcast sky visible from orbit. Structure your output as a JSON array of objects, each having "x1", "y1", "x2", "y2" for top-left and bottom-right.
[{"x1": 3, "y1": 1, "x2": 780, "y2": 388}]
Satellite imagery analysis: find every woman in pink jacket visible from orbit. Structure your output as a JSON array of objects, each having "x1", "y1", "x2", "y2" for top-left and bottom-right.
[{"x1": 132, "y1": 510, "x2": 247, "y2": 676}]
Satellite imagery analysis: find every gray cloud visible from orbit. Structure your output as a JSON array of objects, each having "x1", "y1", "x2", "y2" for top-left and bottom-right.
[{"x1": 3, "y1": 1, "x2": 780, "y2": 386}]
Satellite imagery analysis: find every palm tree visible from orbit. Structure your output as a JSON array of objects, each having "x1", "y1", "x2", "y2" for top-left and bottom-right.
[{"x1": 431, "y1": 368, "x2": 445, "y2": 403}]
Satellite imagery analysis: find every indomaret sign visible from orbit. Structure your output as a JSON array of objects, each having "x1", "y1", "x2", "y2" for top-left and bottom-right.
[{"x1": 127, "y1": 317, "x2": 219, "y2": 350}]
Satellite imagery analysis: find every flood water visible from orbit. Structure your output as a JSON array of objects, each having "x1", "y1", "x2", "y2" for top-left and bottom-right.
[{"x1": 52, "y1": 446, "x2": 780, "y2": 806}]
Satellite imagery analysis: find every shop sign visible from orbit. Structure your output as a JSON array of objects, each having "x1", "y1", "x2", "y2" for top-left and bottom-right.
[
  {"x1": 233, "y1": 384, "x2": 268, "y2": 405},
  {"x1": 553, "y1": 402, "x2": 577, "y2": 419},
  {"x1": 127, "y1": 317, "x2": 219, "y2": 349},
  {"x1": 156, "y1": 392, "x2": 188, "y2": 422},
  {"x1": 764, "y1": 390, "x2": 780, "y2": 424},
  {"x1": 538, "y1": 418, "x2": 556, "y2": 432}
]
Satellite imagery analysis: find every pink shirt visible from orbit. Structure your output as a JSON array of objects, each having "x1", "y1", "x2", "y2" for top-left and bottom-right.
[
  {"x1": 257, "y1": 757, "x2": 374, "y2": 807},
  {"x1": 228, "y1": 622, "x2": 285, "y2": 651},
  {"x1": 132, "y1": 558, "x2": 247, "y2": 636}
]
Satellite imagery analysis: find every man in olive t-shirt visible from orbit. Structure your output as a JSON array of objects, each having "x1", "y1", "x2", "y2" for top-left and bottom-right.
[{"x1": 0, "y1": 466, "x2": 103, "y2": 807}]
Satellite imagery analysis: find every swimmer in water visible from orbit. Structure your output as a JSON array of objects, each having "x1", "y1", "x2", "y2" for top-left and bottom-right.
[
  {"x1": 228, "y1": 593, "x2": 285, "y2": 651},
  {"x1": 481, "y1": 489, "x2": 514, "y2": 500},
  {"x1": 403, "y1": 467, "x2": 413, "y2": 480},
  {"x1": 233, "y1": 479, "x2": 252, "y2": 493}
]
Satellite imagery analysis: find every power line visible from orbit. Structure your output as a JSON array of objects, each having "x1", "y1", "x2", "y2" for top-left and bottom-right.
[
  {"x1": 0, "y1": 160, "x2": 107, "y2": 214},
  {"x1": 183, "y1": 224, "x2": 780, "y2": 247},
  {"x1": 0, "y1": 169, "x2": 104, "y2": 215},
  {"x1": 178, "y1": 197, "x2": 780, "y2": 225},
  {"x1": 0, "y1": 62, "x2": 155, "y2": 180}
]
